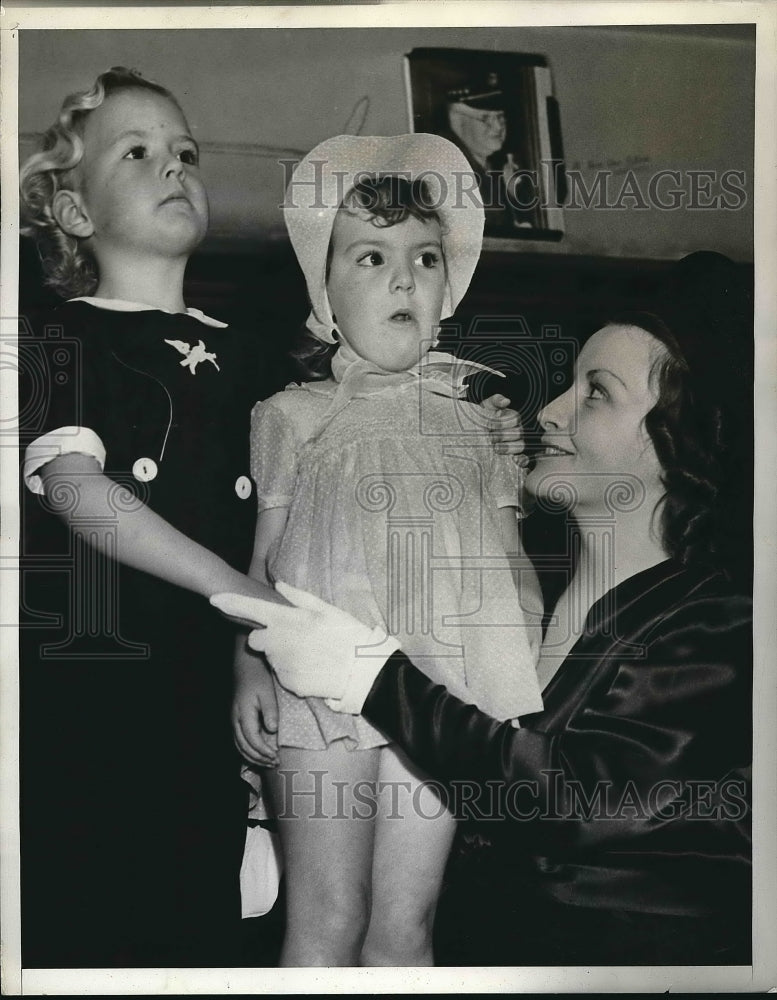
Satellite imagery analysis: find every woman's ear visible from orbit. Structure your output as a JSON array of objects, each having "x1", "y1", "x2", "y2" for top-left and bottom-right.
[{"x1": 52, "y1": 189, "x2": 94, "y2": 239}]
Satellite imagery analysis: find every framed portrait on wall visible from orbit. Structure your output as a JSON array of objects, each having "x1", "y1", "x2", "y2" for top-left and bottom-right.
[{"x1": 404, "y1": 47, "x2": 566, "y2": 242}]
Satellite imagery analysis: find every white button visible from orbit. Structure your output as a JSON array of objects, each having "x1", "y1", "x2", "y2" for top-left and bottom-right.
[
  {"x1": 132, "y1": 457, "x2": 158, "y2": 482},
  {"x1": 235, "y1": 475, "x2": 252, "y2": 499}
]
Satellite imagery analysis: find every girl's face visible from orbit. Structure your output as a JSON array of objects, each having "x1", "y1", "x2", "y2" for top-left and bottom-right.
[
  {"x1": 326, "y1": 208, "x2": 446, "y2": 372},
  {"x1": 72, "y1": 88, "x2": 208, "y2": 263},
  {"x1": 525, "y1": 324, "x2": 666, "y2": 512}
]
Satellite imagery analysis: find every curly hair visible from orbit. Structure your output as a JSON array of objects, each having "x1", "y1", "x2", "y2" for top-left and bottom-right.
[
  {"x1": 608, "y1": 311, "x2": 731, "y2": 572},
  {"x1": 20, "y1": 67, "x2": 181, "y2": 299},
  {"x1": 291, "y1": 174, "x2": 443, "y2": 381}
]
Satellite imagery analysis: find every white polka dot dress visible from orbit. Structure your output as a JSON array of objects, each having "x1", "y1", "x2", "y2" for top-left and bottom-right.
[{"x1": 250, "y1": 379, "x2": 543, "y2": 750}]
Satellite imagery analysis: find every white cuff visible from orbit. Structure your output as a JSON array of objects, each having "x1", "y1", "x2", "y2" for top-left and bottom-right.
[
  {"x1": 494, "y1": 498, "x2": 525, "y2": 516},
  {"x1": 325, "y1": 630, "x2": 401, "y2": 714},
  {"x1": 24, "y1": 426, "x2": 106, "y2": 495}
]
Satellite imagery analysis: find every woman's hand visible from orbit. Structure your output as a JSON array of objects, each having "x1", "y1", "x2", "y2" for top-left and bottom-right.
[
  {"x1": 481, "y1": 393, "x2": 529, "y2": 465},
  {"x1": 211, "y1": 584, "x2": 397, "y2": 706}
]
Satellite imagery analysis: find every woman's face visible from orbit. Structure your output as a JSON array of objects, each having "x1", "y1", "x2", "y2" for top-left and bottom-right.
[{"x1": 525, "y1": 324, "x2": 667, "y2": 512}]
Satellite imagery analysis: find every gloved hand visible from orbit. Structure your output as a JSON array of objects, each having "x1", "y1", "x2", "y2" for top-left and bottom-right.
[{"x1": 210, "y1": 582, "x2": 399, "y2": 711}]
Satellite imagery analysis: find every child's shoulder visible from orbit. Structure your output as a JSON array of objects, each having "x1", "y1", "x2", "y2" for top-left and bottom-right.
[
  {"x1": 29, "y1": 300, "x2": 128, "y2": 364},
  {"x1": 260, "y1": 379, "x2": 336, "y2": 409},
  {"x1": 252, "y1": 379, "x2": 336, "y2": 428},
  {"x1": 48, "y1": 298, "x2": 121, "y2": 331}
]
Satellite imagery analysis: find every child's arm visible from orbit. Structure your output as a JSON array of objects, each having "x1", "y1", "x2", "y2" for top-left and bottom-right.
[
  {"x1": 481, "y1": 394, "x2": 528, "y2": 461},
  {"x1": 480, "y1": 398, "x2": 542, "y2": 653},
  {"x1": 39, "y1": 452, "x2": 279, "y2": 602},
  {"x1": 232, "y1": 506, "x2": 290, "y2": 767},
  {"x1": 498, "y1": 507, "x2": 543, "y2": 658}
]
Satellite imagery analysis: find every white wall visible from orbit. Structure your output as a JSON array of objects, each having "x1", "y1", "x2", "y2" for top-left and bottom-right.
[{"x1": 18, "y1": 25, "x2": 754, "y2": 260}]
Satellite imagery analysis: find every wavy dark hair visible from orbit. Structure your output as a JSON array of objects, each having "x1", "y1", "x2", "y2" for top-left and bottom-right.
[
  {"x1": 608, "y1": 310, "x2": 733, "y2": 572},
  {"x1": 20, "y1": 67, "x2": 183, "y2": 299},
  {"x1": 291, "y1": 174, "x2": 443, "y2": 381}
]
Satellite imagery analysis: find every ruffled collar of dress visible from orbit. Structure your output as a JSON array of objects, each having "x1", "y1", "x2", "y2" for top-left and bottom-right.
[
  {"x1": 288, "y1": 342, "x2": 504, "y2": 440},
  {"x1": 331, "y1": 341, "x2": 502, "y2": 397}
]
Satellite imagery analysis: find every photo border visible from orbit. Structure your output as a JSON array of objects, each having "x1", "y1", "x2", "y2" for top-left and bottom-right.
[{"x1": 1, "y1": 2, "x2": 775, "y2": 995}]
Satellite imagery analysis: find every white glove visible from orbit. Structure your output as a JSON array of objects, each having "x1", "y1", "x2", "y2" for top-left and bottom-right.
[{"x1": 210, "y1": 582, "x2": 399, "y2": 712}]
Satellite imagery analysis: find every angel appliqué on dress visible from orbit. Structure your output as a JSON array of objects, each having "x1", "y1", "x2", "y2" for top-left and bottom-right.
[{"x1": 164, "y1": 338, "x2": 220, "y2": 374}]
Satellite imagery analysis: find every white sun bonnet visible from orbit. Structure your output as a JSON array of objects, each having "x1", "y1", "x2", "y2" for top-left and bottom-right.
[{"x1": 283, "y1": 133, "x2": 486, "y2": 344}]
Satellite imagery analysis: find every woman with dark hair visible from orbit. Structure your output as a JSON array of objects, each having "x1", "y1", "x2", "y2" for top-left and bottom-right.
[{"x1": 214, "y1": 254, "x2": 753, "y2": 965}]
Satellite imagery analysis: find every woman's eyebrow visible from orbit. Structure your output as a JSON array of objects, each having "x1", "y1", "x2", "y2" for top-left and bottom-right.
[{"x1": 587, "y1": 367, "x2": 627, "y2": 389}]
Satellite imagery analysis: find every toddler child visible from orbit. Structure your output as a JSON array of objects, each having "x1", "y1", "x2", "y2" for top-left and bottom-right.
[{"x1": 229, "y1": 134, "x2": 544, "y2": 966}]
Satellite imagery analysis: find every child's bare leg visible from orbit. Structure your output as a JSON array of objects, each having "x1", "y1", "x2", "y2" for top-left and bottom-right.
[
  {"x1": 264, "y1": 743, "x2": 380, "y2": 967},
  {"x1": 359, "y1": 745, "x2": 456, "y2": 967}
]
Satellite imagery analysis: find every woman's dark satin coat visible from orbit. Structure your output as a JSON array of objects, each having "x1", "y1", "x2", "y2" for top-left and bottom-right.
[{"x1": 363, "y1": 560, "x2": 751, "y2": 921}]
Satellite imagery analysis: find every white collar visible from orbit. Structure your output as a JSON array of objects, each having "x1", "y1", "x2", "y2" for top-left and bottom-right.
[{"x1": 69, "y1": 296, "x2": 228, "y2": 329}]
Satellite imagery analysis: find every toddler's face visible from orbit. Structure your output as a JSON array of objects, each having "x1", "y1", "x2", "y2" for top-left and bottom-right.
[
  {"x1": 73, "y1": 88, "x2": 208, "y2": 263},
  {"x1": 326, "y1": 208, "x2": 446, "y2": 372}
]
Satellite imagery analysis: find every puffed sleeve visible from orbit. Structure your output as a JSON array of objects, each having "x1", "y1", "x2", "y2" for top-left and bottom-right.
[
  {"x1": 361, "y1": 588, "x2": 751, "y2": 851},
  {"x1": 250, "y1": 397, "x2": 300, "y2": 511},
  {"x1": 21, "y1": 318, "x2": 107, "y2": 495},
  {"x1": 486, "y1": 450, "x2": 525, "y2": 512}
]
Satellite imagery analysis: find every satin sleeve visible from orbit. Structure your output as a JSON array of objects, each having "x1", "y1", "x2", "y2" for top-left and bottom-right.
[{"x1": 362, "y1": 590, "x2": 751, "y2": 850}]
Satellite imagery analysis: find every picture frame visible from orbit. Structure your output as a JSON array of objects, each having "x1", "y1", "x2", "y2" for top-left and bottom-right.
[{"x1": 404, "y1": 47, "x2": 566, "y2": 242}]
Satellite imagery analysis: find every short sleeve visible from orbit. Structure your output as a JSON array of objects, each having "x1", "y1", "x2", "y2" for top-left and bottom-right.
[
  {"x1": 250, "y1": 398, "x2": 300, "y2": 511},
  {"x1": 487, "y1": 450, "x2": 525, "y2": 514},
  {"x1": 24, "y1": 429, "x2": 106, "y2": 495},
  {"x1": 20, "y1": 314, "x2": 107, "y2": 495}
]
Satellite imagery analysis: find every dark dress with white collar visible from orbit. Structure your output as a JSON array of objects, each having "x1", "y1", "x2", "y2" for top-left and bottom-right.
[{"x1": 19, "y1": 300, "x2": 280, "y2": 967}]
